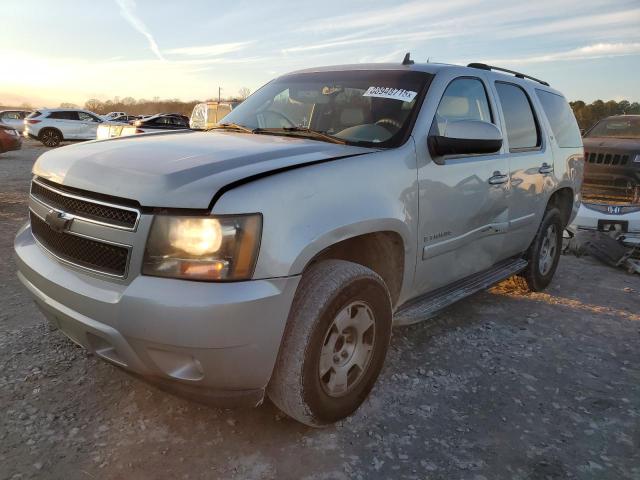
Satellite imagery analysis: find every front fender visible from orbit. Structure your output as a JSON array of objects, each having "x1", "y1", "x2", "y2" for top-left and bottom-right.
[{"x1": 212, "y1": 142, "x2": 419, "y2": 285}]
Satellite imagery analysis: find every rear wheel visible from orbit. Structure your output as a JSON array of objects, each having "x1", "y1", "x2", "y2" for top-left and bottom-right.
[
  {"x1": 40, "y1": 129, "x2": 62, "y2": 147},
  {"x1": 268, "y1": 260, "x2": 392, "y2": 427},
  {"x1": 515, "y1": 207, "x2": 563, "y2": 291}
]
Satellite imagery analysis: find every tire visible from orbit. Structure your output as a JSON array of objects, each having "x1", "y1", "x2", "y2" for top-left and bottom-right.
[
  {"x1": 268, "y1": 260, "x2": 393, "y2": 427},
  {"x1": 515, "y1": 207, "x2": 563, "y2": 292},
  {"x1": 40, "y1": 129, "x2": 62, "y2": 147}
]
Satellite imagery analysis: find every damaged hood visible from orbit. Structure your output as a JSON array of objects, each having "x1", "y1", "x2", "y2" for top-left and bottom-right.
[{"x1": 33, "y1": 130, "x2": 376, "y2": 208}]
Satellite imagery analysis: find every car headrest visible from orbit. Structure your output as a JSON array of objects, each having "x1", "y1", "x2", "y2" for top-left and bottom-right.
[{"x1": 438, "y1": 96, "x2": 470, "y2": 117}]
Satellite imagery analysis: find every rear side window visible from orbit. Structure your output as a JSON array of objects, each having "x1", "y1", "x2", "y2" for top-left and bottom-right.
[
  {"x1": 1, "y1": 111, "x2": 21, "y2": 120},
  {"x1": 535, "y1": 90, "x2": 582, "y2": 147},
  {"x1": 26, "y1": 111, "x2": 42, "y2": 119},
  {"x1": 433, "y1": 77, "x2": 493, "y2": 135},
  {"x1": 48, "y1": 111, "x2": 79, "y2": 120},
  {"x1": 495, "y1": 82, "x2": 540, "y2": 151}
]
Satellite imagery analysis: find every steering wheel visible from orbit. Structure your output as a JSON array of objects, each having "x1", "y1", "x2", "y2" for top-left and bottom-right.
[
  {"x1": 260, "y1": 110, "x2": 296, "y2": 128},
  {"x1": 375, "y1": 118, "x2": 402, "y2": 132}
]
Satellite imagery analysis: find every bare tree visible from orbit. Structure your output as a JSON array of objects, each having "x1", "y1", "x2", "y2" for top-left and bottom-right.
[
  {"x1": 84, "y1": 99, "x2": 102, "y2": 112},
  {"x1": 59, "y1": 102, "x2": 78, "y2": 108},
  {"x1": 238, "y1": 87, "x2": 251, "y2": 100}
]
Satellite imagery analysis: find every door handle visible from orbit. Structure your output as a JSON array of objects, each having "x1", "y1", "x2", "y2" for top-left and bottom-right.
[
  {"x1": 488, "y1": 171, "x2": 509, "y2": 185},
  {"x1": 539, "y1": 162, "x2": 554, "y2": 174}
]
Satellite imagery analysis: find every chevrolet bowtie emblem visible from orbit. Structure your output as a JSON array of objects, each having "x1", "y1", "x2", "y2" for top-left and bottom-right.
[{"x1": 45, "y1": 209, "x2": 74, "y2": 233}]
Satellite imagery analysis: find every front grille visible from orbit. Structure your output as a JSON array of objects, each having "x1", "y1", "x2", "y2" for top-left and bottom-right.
[
  {"x1": 30, "y1": 211, "x2": 129, "y2": 277},
  {"x1": 31, "y1": 180, "x2": 138, "y2": 229},
  {"x1": 584, "y1": 151, "x2": 629, "y2": 165}
]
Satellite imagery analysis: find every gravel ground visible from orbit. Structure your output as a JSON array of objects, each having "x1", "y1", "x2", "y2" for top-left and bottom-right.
[{"x1": 1, "y1": 141, "x2": 639, "y2": 480}]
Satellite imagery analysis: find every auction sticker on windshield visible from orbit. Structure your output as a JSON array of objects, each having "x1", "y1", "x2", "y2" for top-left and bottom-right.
[{"x1": 363, "y1": 86, "x2": 417, "y2": 102}]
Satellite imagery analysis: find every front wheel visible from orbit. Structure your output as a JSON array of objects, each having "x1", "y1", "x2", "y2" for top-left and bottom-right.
[
  {"x1": 268, "y1": 260, "x2": 392, "y2": 427},
  {"x1": 516, "y1": 207, "x2": 563, "y2": 291}
]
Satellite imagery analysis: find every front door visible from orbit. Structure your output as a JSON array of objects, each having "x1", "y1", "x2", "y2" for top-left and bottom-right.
[
  {"x1": 78, "y1": 112, "x2": 102, "y2": 139},
  {"x1": 414, "y1": 76, "x2": 510, "y2": 294}
]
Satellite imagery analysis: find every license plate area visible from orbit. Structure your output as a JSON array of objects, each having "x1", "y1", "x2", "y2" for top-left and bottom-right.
[{"x1": 597, "y1": 219, "x2": 628, "y2": 233}]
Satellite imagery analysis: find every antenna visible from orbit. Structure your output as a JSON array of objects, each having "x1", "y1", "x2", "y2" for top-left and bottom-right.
[{"x1": 402, "y1": 52, "x2": 414, "y2": 65}]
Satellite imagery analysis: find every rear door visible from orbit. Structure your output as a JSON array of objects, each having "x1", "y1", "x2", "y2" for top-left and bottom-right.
[
  {"x1": 492, "y1": 81, "x2": 548, "y2": 256},
  {"x1": 414, "y1": 75, "x2": 510, "y2": 294},
  {"x1": 48, "y1": 111, "x2": 81, "y2": 138}
]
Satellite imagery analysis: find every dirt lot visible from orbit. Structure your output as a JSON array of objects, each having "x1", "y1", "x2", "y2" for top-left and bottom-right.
[{"x1": 1, "y1": 140, "x2": 639, "y2": 480}]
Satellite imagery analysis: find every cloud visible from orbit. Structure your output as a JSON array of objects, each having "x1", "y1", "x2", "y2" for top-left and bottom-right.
[
  {"x1": 115, "y1": 0, "x2": 164, "y2": 61},
  {"x1": 164, "y1": 42, "x2": 251, "y2": 57},
  {"x1": 298, "y1": 0, "x2": 478, "y2": 33},
  {"x1": 480, "y1": 42, "x2": 640, "y2": 65},
  {"x1": 282, "y1": 30, "x2": 454, "y2": 54},
  {"x1": 503, "y1": 8, "x2": 640, "y2": 38}
]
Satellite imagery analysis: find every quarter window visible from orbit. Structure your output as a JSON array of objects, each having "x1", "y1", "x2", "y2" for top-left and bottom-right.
[
  {"x1": 495, "y1": 82, "x2": 540, "y2": 151},
  {"x1": 535, "y1": 90, "x2": 582, "y2": 147},
  {"x1": 432, "y1": 77, "x2": 493, "y2": 136}
]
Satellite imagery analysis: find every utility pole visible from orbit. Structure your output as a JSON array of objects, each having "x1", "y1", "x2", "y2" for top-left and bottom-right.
[{"x1": 218, "y1": 86, "x2": 222, "y2": 103}]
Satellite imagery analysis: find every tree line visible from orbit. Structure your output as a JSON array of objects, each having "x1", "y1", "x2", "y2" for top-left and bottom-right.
[
  {"x1": 569, "y1": 99, "x2": 640, "y2": 131},
  {"x1": 5, "y1": 96, "x2": 638, "y2": 130}
]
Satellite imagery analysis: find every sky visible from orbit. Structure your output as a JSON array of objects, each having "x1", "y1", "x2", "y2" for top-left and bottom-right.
[{"x1": 1, "y1": 0, "x2": 639, "y2": 108}]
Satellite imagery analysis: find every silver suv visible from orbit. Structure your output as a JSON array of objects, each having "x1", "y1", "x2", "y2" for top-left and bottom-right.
[{"x1": 15, "y1": 58, "x2": 583, "y2": 426}]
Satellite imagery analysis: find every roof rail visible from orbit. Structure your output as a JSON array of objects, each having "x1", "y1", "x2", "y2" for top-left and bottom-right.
[{"x1": 467, "y1": 63, "x2": 549, "y2": 86}]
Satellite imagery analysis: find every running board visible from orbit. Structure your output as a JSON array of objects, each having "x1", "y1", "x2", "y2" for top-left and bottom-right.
[{"x1": 393, "y1": 258, "x2": 528, "y2": 326}]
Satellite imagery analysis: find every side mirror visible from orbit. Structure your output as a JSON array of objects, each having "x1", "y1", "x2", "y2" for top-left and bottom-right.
[{"x1": 428, "y1": 119, "x2": 503, "y2": 162}]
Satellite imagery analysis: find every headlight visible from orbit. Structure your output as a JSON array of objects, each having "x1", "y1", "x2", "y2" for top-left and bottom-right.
[{"x1": 142, "y1": 214, "x2": 262, "y2": 281}]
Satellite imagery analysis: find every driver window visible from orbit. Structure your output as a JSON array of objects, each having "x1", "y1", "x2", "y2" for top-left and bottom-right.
[
  {"x1": 78, "y1": 112, "x2": 98, "y2": 122},
  {"x1": 433, "y1": 78, "x2": 493, "y2": 135}
]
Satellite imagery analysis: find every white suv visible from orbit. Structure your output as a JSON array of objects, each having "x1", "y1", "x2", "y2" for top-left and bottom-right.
[{"x1": 24, "y1": 109, "x2": 103, "y2": 147}]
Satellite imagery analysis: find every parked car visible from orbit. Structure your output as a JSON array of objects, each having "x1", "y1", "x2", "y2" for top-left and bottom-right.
[
  {"x1": 190, "y1": 101, "x2": 239, "y2": 130},
  {"x1": 96, "y1": 114, "x2": 189, "y2": 140},
  {"x1": 571, "y1": 115, "x2": 640, "y2": 246},
  {"x1": 24, "y1": 109, "x2": 103, "y2": 147},
  {"x1": 133, "y1": 113, "x2": 190, "y2": 132},
  {"x1": 0, "y1": 110, "x2": 32, "y2": 133},
  {"x1": 102, "y1": 111, "x2": 126, "y2": 121},
  {"x1": 15, "y1": 58, "x2": 582, "y2": 426},
  {"x1": 111, "y1": 114, "x2": 139, "y2": 123},
  {"x1": 0, "y1": 124, "x2": 22, "y2": 154}
]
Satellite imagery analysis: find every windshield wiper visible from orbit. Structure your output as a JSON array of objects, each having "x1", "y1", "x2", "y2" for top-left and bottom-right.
[
  {"x1": 207, "y1": 123, "x2": 255, "y2": 134},
  {"x1": 254, "y1": 127, "x2": 345, "y2": 145}
]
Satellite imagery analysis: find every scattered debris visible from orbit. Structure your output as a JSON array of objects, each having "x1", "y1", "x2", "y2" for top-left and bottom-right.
[{"x1": 564, "y1": 228, "x2": 640, "y2": 274}]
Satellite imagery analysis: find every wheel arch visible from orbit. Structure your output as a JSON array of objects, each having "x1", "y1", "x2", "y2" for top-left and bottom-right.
[
  {"x1": 546, "y1": 186, "x2": 574, "y2": 227},
  {"x1": 293, "y1": 224, "x2": 408, "y2": 307}
]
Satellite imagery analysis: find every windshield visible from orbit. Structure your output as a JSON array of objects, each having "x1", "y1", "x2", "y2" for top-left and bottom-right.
[
  {"x1": 586, "y1": 117, "x2": 640, "y2": 139},
  {"x1": 220, "y1": 70, "x2": 432, "y2": 147}
]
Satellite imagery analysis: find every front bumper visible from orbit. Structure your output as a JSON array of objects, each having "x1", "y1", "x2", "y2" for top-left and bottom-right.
[
  {"x1": 2, "y1": 135, "x2": 22, "y2": 152},
  {"x1": 571, "y1": 202, "x2": 640, "y2": 246},
  {"x1": 15, "y1": 223, "x2": 300, "y2": 405}
]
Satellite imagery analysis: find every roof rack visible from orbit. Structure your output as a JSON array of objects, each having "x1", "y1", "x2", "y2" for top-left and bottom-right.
[{"x1": 467, "y1": 63, "x2": 549, "y2": 86}]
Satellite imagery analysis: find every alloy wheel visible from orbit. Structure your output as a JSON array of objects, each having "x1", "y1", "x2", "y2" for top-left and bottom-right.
[
  {"x1": 319, "y1": 301, "x2": 376, "y2": 397},
  {"x1": 538, "y1": 224, "x2": 558, "y2": 276}
]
